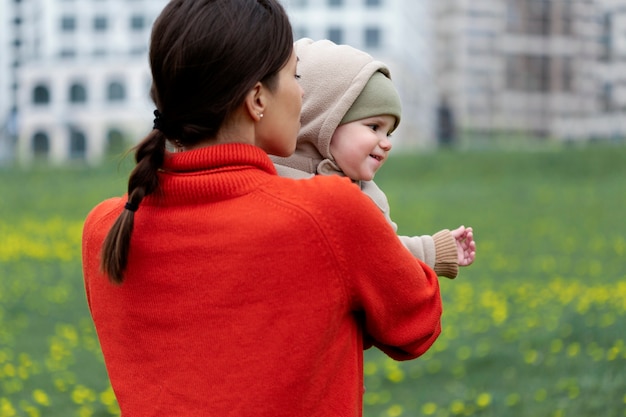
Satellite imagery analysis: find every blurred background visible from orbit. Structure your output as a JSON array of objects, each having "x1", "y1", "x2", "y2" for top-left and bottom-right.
[
  {"x1": 1, "y1": 2, "x2": 625, "y2": 416},
  {"x1": 1, "y1": 0, "x2": 625, "y2": 166}
]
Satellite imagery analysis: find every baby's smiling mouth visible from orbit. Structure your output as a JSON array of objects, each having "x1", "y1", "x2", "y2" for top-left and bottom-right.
[{"x1": 370, "y1": 154, "x2": 383, "y2": 161}]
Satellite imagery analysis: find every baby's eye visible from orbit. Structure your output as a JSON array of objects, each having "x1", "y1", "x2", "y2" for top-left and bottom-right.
[
  {"x1": 368, "y1": 124, "x2": 379, "y2": 131},
  {"x1": 295, "y1": 74, "x2": 301, "y2": 80}
]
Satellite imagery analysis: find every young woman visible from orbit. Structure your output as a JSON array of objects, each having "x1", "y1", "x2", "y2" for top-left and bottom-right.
[{"x1": 81, "y1": 1, "x2": 443, "y2": 416}]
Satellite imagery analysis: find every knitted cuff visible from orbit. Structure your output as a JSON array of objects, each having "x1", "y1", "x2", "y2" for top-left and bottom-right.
[{"x1": 432, "y1": 229, "x2": 459, "y2": 279}]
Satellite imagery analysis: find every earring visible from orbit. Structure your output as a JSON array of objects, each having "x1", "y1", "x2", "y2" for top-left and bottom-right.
[{"x1": 258, "y1": 113, "x2": 264, "y2": 119}]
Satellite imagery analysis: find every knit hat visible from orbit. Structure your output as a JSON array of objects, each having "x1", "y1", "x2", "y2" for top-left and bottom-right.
[{"x1": 340, "y1": 71, "x2": 402, "y2": 133}]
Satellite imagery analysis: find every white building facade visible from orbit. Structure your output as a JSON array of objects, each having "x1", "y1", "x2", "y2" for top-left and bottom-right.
[
  {"x1": 5, "y1": 0, "x2": 435, "y2": 165},
  {"x1": 11, "y1": 0, "x2": 167, "y2": 165},
  {"x1": 3, "y1": 0, "x2": 625, "y2": 165}
]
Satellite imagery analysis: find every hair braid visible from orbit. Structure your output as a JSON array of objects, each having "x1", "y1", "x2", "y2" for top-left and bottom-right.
[{"x1": 100, "y1": 131, "x2": 166, "y2": 284}]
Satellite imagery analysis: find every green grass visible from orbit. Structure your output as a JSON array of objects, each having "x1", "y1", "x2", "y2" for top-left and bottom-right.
[{"x1": 1, "y1": 144, "x2": 625, "y2": 417}]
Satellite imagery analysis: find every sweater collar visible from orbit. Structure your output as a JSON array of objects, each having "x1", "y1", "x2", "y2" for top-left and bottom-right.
[
  {"x1": 162, "y1": 143, "x2": 276, "y2": 175},
  {"x1": 150, "y1": 143, "x2": 278, "y2": 204}
]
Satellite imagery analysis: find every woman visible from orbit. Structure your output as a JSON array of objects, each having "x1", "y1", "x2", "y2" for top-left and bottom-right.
[{"x1": 82, "y1": 1, "x2": 443, "y2": 416}]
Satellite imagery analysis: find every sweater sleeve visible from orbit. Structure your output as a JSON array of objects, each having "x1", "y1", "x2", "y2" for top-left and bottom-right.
[{"x1": 318, "y1": 179, "x2": 442, "y2": 361}]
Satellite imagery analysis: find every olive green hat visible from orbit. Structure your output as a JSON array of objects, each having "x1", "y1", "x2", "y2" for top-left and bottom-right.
[{"x1": 340, "y1": 71, "x2": 402, "y2": 133}]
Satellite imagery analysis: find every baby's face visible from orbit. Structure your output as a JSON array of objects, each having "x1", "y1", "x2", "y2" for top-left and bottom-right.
[{"x1": 329, "y1": 115, "x2": 396, "y2": 181}]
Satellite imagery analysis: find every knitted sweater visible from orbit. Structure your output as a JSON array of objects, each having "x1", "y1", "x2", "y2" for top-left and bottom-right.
[
  {"x1": 82, "y1": 143, "x2": 442, "y2": 417},
  {"x1": 271, "y1": 39, "x2": 458, "y2": 278}
]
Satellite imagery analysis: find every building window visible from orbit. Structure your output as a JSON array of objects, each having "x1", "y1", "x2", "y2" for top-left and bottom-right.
[
  {"x1": 561, "y1": 57, "x2": 573, "y2": 92},
  {"x1": 506, "y1": 0, "x2": 550, "y2": 35},
  {"x1": 32, "y1": 132, "x2": 50, "y2": 158},
  {"x1": 69, "y1": 83, "x2": 87, "y2": 103},
  {"x1": 59, "y1": 49, "x2": 77, "y2": 58},
  {"x1": 290, "y1": 0, "x2": 308, "y2": 7},
  {"x1": 130, "y1": 46, "x2": 147, "y2": 55},
  {"x1": 69, "y1": 129, "x2": 87, "y2": 160},
  {"x1": 107, "y1": 81, "x2": 126, "y2": 101},
  {"x1": 328, "y1": 0, "x2": 342, "y2": 6},
  {"x1": 365, "y1": 0, "x2": 381, "y2": 6},
  {"x1": 94, "y1": 16, "x2": 108, "y2": 31},
  {"x1": 601, "y1": 82, "x2": 613, "y2": 112},
  {"x1": 106, "y1": 129, "x2": 126, "y2": 155},
  {"x1": 61, "y1": 16, "x2": 76, "y2": 31},
  {"x1": 600, "y1": 13, "x2": 611, "y2": 61},
  {"x1": 293, "y1": 26, "x2": 308, "y2": 40},
  {"x1": 130, "y1": 15, "x2": 145, "y2": 30},
  {"x1": 327, "y1": 27, "x2": 343, "y2": 44},
  {"x1": 505, "y1": 54, "x2": 549, "y2": 92},
  {"x1": 364, "y1": 27, "x2": 381, "y2": 48},
  {"x1": 33, "y1": 85, "x2": 51, "y2": 104}
]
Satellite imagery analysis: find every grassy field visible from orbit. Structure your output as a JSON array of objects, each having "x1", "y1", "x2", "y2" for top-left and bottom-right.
[{"x1": 1, "y1": 144, "x2": 625, "y2": 417}]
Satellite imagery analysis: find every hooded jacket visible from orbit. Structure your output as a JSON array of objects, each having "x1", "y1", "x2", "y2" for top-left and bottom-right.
[{"x1": 271, "y1": 38, "x2": 458, "y2": 278}]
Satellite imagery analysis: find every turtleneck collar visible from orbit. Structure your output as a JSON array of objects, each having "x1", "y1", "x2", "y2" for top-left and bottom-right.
[
  {"x1": 143, "y1": 143, "x2": 278, "y2": 206},
  {"x1": 162, "y1": 143, "x2": 276, "y2": 174}
]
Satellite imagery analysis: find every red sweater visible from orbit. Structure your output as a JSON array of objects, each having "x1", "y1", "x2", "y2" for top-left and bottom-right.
[{"x1": 82, "y1": 143, "x2": 441, "y2": 417}]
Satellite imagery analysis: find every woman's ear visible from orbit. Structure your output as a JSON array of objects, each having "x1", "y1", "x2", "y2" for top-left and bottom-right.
[{"x1": 244, "y1": 82, "x2": 266, "y2": 122}]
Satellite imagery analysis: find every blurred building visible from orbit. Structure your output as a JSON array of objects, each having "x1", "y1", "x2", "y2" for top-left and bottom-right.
[
  {"x1": 2, "y1": 0, "x2": 437, "y2": 165},
  {"x1": 0, "y1": 0, "x2": 16, "y2": 163},
  {"x1": 433, "y1": 0, "x2": 602, "y2": 143},
  {"x1": 586, "y1": 0, "x2": 626, "y2": 141},
  {"x1": 6, "y1": 0, "x2": 167, "y2": 165},
  {"x1": 2, "y1": 0, "x2": 624, "y2": 165}
]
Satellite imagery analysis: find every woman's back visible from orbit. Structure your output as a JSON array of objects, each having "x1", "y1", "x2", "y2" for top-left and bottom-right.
[{"x1": 83, "y1": 144, "x2": 441, "y2": 416}]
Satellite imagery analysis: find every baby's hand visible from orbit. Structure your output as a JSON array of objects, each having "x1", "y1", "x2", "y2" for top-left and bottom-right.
[{"x1": 450, "y1": 226, "x2": 476, "y2": 267}]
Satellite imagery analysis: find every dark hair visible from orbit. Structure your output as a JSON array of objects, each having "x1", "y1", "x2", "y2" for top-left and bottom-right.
[{"x1": 101, "y1": 0, "x2": 294, "y2": 284}]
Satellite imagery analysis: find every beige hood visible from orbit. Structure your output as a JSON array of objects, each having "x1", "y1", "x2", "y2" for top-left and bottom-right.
[{"x1": 271, "y1": 38, "x2": 393, "y2": 175}]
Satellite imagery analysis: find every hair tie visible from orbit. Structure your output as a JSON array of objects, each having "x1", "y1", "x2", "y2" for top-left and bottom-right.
[
  {"x1": 153, "y1": 109, "x2": 164, "y2": 131},
  {"x1": 124, "y1": 201, "x2": 139, "y2": 212}
]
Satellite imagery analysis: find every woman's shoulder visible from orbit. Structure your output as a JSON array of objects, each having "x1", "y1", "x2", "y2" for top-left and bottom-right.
[
  {"x1": 84, "y1": 197, "x2": 124, "y2": 232},
  {"x1": 267, "y1": 174, "x2": 382, "y2": 220}
]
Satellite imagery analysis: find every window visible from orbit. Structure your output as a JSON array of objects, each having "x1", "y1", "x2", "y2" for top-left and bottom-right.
[
  {"x1": 94, "y1": 16, "x2": 108, "y2": 31},
  {"x1": 364, "y1": 27, "x2": 381, "y2": 48},
  {"x1": 106, "y1": 129, "x2": 126, "y2": 155},
  {"x1": 69, "y1": 129, "x2": 87, "y2": 159},
  {"x1": 33, "y1": 85, "x2": 50, "y2": 104},
  {"x1": 506, "y1": 0, "x2": 550, "y2": 35},
  {"x1": 32, "y1": 132, "x2": 50, "y2": 157},
  {"x1": 601, "y1": 82, "x2": 613, "y2": 112},
  {"x1": 61, "y1": 16, "x2": 76, "y2": 31},
  {"x1": 130, "y1": 15, "x2": 145, "y2": 30},
  {"x1": 59, "y1": 49, "x2": 77, "y2": 58},
  {"x1": 561, "y1": 57, "x2": 573, "y2": 92},
  {"x1": 293, "y1": 26, "x2": 308, "y2": 40},
  {"x1": 130, "y1": 46, "x2": 147, "y2": 55},
  {"x1": 505, "y1": 54, "x2": 549, "y2": 92},
  {"x1": 69, "y1": 83, "x2": 87, "y2": 103},
  {"x1": 328, "y1": 0, "x2": 342, "y2": 6},
  {"x1": 365, "y1": 0, "x2": 381, "y2": 6},
  {"x1": 107, "y1": 81, "x2": 126, "y2": 101},
  {"x1": 327, "y1": 27, "x2": 343, "y2": 44}
]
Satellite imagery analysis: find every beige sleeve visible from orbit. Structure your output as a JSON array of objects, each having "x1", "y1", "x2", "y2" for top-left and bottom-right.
[{"x1": 431, "y1": 230, "x2": 458, "y2": 279}]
